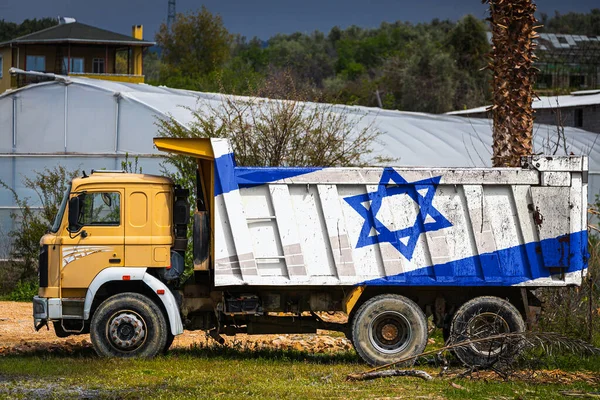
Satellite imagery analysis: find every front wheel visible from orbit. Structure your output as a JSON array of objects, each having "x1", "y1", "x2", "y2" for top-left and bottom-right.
[
  {"x1": 163, "y1": 332, "x2": 175, "y2": 354},
  {"x1": 90, "y1": 293, "x2": 168, "y2": 358},
  {"x1": 351, "y1": 294, "x2": 428, "y2": 366}
]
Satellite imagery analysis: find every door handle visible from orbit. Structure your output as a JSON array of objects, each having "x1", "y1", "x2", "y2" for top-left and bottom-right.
[{"x1": 109, "y1": 258, "x2": 121, "y2": 264}]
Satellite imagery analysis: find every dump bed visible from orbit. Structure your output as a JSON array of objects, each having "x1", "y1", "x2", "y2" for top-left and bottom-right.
[{"x1": 211, "y1": 139, "x2": 588, "y2": 288}]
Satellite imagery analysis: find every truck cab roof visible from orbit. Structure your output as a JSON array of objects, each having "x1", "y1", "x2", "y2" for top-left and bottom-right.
[{"x1": 72, "y1": 172, "x2": 173, "y2": 188}]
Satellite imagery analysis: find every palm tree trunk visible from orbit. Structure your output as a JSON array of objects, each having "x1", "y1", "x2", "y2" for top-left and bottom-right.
[{"x1": 487, "y1": 0, "x2": 538, "y2": 167}]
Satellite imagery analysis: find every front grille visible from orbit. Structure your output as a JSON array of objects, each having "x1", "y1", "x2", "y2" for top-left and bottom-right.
[{"x1": 39, "y1": 245, "x2": 48, "y2": 288}]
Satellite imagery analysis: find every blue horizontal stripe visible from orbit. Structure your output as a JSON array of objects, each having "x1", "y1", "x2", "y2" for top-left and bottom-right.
[
  {"x1": 214, "y1": 153, "x2": 322, "y2": 196},
  {"x1": 362, "y1": 230, "x2": 588, "y2": 286},
  {"x1": 214, "y1": 153, "x2": 237, "y2": 197}
]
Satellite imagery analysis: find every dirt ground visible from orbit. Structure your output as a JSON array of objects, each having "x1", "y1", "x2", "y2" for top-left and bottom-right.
[
  {"x1": 1, "y1": 301, "x2": 599, "y2": 389},
  {"x1": 0, "y1": 301, "x2": 352, "y2": 354}
]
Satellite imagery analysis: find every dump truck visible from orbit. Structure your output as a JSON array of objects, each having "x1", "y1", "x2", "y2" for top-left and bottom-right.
[{"x1": 32, "y1": 137, "x2": 589, "y2": 366}]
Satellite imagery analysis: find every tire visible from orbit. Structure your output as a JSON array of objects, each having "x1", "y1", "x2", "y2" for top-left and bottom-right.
[
  {"x1": 163, "y1": 332, "x2": 175, "y2": 354},
  {"x1": 351, "y1": 294, "x2": 428, "y2": 366},
  {"x1": 90, "y1": 293, "x2": 168, "y2": 358},
  {"x1": 449, "y1": 296, "x2": 525, "y2": 367}
]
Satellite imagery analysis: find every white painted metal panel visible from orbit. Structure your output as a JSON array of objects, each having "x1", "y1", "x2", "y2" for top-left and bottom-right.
[
  {"x1": 212, "y1": 138, "x2": 589, "y2": 289},
  {"x1": 289, "y1": 185, "x2": 336, "y2": 277}
]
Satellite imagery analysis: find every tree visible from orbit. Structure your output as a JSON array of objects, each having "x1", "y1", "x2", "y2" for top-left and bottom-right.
[
  {"x1": 143, "y1": 50, "x2": 161, "y2": 83},
  {"x1": 0, "y1": 166, "x2": 78, "y2": 294},
  {"x1": 155, "y1": 7, "x2": 233, "y2": 82},
  {"x1": 267, "y1": 31, "x2": 336, "y2": 86},
  {"x1": 486, "y1": 0, "x2": 537, "y2": 167},
  {"x1": 540, "y1": 9, "x2": 600, "y2": 36},
  {"x1": 381, "y1": 39, "x2": 458, "y2": 114},
  {"x1": 115, "y1": 51, "x2": 128, "y2": 74},
  {"x1": 232, "y1": 36, "x2": 269, "y2": 72},
  {"x1": 0, "y1": 18, "x2": 57, "y2": 42},
  {"x1": 156, "y1": 71, "x2": 388, "y2": 170},
  {"x1": 447, "y1": 15, "x2": 489, "y2": 72},
  {"x1": 447, "y1": 15, "x2": 491, "y2": 110}
]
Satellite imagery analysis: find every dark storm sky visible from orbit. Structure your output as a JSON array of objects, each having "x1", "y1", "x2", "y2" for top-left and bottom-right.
[{"x1": 0, "y1": 0, "x2": 597, "y2": 41}]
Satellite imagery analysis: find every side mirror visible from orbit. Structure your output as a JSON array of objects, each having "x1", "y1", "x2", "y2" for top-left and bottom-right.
[
  {"x1": 68, "y1": 197, "x2": 80, "y2": 232},
  {"x1": 101, "y1": 193, "x2": 112, "y2": 207}
]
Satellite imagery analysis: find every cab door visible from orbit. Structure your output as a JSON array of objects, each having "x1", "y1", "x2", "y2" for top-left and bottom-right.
[{"x1": 61, "y1": 190, "x2": 125, "y2": 289}]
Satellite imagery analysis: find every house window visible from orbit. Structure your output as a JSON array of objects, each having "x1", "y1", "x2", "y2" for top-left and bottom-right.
[
  {"x1": 536, "y1": 74, "x2": 553, "y2": 89},
  {"x1": 0, "y1": 54, "x2": 3, "y2": 78},
  {"x1": 92, "y1": 58, "x2": 105, "y2": 74},
  {"x1": 574, "y1": 108, "x2": 584, "y2": 128},
  {"x1": 570, "y1": 75, "x2": 585, "y2": 88},
  {"x1": 70, "y1": 58, "x2": 84, "y2": 73},
  {"x1": 26, "y1": 55, "x2": 45, "y2": 72}
]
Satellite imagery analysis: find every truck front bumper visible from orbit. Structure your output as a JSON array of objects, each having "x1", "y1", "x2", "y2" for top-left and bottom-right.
[{"x1": 33, "y1": 296, "x2": 48, "y2": 330}]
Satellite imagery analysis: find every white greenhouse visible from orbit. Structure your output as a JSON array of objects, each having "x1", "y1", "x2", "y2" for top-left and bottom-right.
[{"x1": 2, "y1": 76, "x2": 600, "y2": 254}]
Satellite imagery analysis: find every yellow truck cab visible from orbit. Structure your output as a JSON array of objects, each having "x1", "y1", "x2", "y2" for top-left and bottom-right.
[
  {"x1": 40, "y1": 172, "x2": 175, "y2": 298},
  {"x1": 35, "y1": 171, "x2": 187, "y2": 356}
]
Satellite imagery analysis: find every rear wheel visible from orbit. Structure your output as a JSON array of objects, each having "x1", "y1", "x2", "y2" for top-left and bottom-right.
[
  {"x1": 90, "y1": 293, "x2": 167, "y2": 358},
  {"x1": 449, "y1": 296, "x2": 525, "y2": 367},
  {"x1": 351, "y1": 294, "x2": 428, "y2": 366}
]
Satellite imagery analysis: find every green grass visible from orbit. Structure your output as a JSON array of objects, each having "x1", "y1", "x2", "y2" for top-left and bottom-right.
[{"x1": 0, "y1": 342, "x2": 598, "y2": 399}]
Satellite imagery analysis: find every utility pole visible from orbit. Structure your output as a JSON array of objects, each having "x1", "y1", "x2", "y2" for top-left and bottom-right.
[{"x1": 167, "y1": 0, "x2": 176, "y2": 30}]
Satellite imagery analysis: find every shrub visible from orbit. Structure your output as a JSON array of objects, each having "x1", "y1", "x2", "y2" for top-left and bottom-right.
[
  {"x1": 156, "y1": 72, "x2": 391, "y2": 278},
  {"x1": 6, "y1": 280, "x2": 38, "y2": 302},
  {"x1": 0, "y1": 166, "x2": 78, "y2": 295}
]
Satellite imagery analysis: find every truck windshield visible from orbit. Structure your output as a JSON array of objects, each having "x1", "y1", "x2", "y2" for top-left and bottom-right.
[{"x1": 50, "y1": 184, "x2": 71, "y2": 233}]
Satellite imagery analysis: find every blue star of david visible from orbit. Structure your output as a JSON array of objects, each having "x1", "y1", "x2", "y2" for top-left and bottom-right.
[{"x1": 343, "y1": 167, "x2": 452, "y2": 261}]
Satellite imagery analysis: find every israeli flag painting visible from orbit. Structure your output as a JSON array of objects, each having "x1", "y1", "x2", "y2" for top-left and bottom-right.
[
  {"x1": 343, "y1": 168, "x2": 452, "y2": 261},
  {"x1": 209, "y1": 138, "x2": 588, "y2": 289}
]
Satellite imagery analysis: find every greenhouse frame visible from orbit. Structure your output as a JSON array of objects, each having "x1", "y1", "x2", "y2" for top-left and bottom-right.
[{"x1": 2, "y1": 75, "x2": 600, "y2": 256}]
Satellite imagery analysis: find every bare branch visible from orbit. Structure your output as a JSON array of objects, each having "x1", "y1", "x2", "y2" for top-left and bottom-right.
[{"x1": 347, "y1": 369, "x2": 433, "y2": 382}]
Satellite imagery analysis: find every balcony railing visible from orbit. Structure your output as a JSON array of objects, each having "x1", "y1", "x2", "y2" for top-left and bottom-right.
[
  {"x1": 68, "y1": 73, "x2": 145, "y2": 84},
  {"x1": 10, "y1": 71, "x2": 145, "y2": 89}
]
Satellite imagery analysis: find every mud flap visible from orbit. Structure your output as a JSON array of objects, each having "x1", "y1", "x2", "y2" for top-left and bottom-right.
[
  {"x1": 193, "y1": 211, "x2": 210, "y2": 270},
  {"x1": 530, "y1": 186, "x2": 571, "y2": 272}
]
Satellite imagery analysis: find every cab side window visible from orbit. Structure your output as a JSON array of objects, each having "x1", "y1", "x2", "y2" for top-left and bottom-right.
[{"x1": 79, "y1": 192, "x2": 120, "y2": 226}]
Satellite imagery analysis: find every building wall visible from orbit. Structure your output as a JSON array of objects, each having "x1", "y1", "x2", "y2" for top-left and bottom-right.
[
  {"x1": 536, "y1": 69, "x2": 600, "y2": 91},
  {"x1": 15, "y1": 44, "x2": 120, "y2": 74},
  {"x1": 455, "y1": 105, "x2": 600, "y2": 134},
  {"x1": 582, "y1": 105, "x2": 600, "y2": 133},
  {"x1": 534, "y1": 106, "x2": 600, "y2": 134},
  {"x1": 17, "y1": 45, "x2": 59, "y2": 73},
  {"x1": 1, "y1": 40, "x2": 152, "y2": 92},
  {"x1": 71, "y1": 45, "x2": 117, "y2": 74},
  {"x1": 0, "y1": 47, "x2": 13, "y2": 93}
]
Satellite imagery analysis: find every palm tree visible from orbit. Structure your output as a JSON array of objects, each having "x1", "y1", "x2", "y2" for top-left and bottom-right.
[{"x1": 486, "y1": 0, "x2": 538, "y2": 167}]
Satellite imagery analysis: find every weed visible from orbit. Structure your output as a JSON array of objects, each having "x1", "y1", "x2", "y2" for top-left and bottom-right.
[{"x1": 5, "y1": 281, "x2": 38, "y2": 302}]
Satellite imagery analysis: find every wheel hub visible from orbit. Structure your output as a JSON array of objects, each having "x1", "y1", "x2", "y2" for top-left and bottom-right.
[
  {"x1": 368, "y1": 311, "x2": 412, "y2": 354},
  {"x1": 108, "y1": 312, "x2": 146, "y2": 351},
  {"x1": 381, "y1": 323, "x2": 399, "y2": 341}
]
